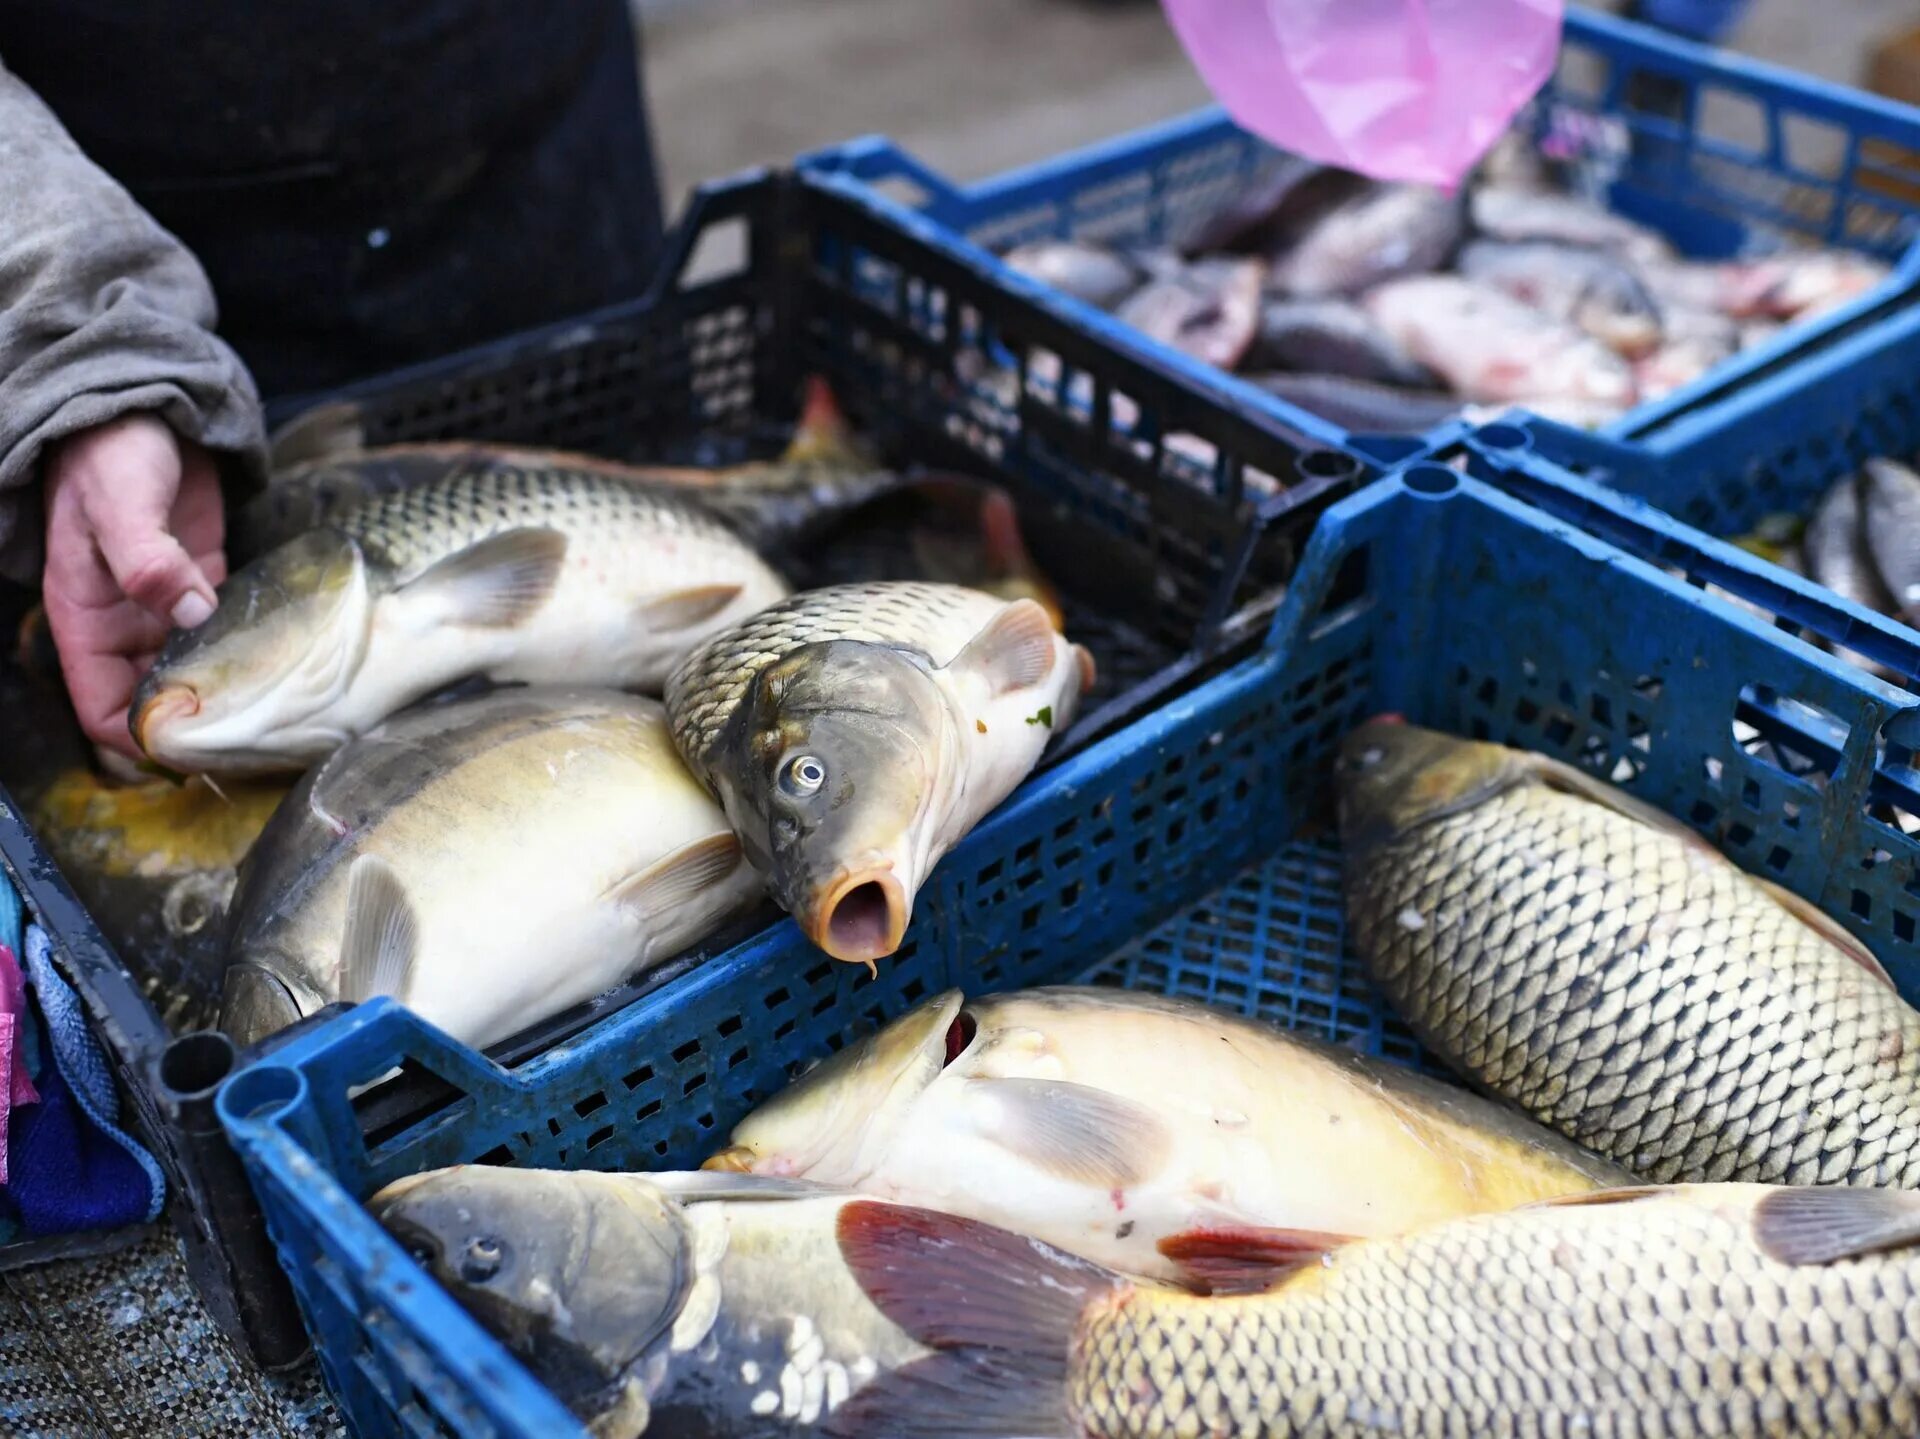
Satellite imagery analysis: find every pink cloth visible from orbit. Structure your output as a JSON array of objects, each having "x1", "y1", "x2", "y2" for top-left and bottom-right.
[
  {"x1": 1160, "y1": 0, "x2": 1565, "y2": 187},
  {"x1": 0, "y1": 944, "x2": 40, "y2": 1184}
]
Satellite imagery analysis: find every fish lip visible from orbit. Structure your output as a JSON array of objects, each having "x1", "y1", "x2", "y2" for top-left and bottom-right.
[
  {"x1": 131, "y1": 683, "x2": 201, "y2": 759},
  {"x1": 804, "y1": 867, "x2": 909, "y2": 966}
]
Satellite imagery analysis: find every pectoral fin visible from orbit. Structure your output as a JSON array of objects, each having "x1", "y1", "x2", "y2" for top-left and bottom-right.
[
  {"x1": 1753, "y1": 1186, "x2": 1920, "y2": 1266},
  {"x1": 964, "y1": 1077, "x2": 1172, "y2": 1189},
  {"x1": 401, "y1": 528, "x2": 567, "y2": 627},
  {"x1": 338, "y1": 854, "x2": 418, "y2": 1004},
  {"x1": 608, "y1": 833, "x2": 745, "y2": 922},
  {"x1": 1158, "y1": 1223, "x2": 1358, "y2": 1295},
  {"x1": 951, "y1": 599, "x2": 1060, "y2": 697},
  {"x1": 637, "y1": 584, "x2": 744, "y2": 632}
]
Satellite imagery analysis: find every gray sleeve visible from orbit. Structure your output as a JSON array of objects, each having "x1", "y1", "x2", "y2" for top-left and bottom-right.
[{"x1": 0, "y1": 59, "x2": 266, "y2": 584}]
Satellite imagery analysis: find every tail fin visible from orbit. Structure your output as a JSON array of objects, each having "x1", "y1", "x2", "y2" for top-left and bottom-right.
[
  {"x1": 782, "y1": 377, "x2": 864, "y2": 464},
  {"x1": 827, "y1": 1201, "x2": 1116, "y2": 1438}
]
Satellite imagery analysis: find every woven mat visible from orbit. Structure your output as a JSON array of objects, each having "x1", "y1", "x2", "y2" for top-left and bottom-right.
[{"x1": 0, "y1": 1226, "x2": 343, "y2": 1438}]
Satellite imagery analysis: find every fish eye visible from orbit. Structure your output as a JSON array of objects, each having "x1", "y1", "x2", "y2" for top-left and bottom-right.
[
  {"x1": 461, "y1": 1235, "x2": 506, "y2": 1283},
  {"x1": 1341, "y1": 745, "x2": 1387, "y2": 774},
  {"x1": 780, "y1": 754, "x2": 826, "y2": 798}
]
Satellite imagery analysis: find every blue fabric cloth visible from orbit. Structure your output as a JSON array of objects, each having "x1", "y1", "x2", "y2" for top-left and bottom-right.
[{"x1": 4, "y1": 927, "x2": 165, "y2": 1234}]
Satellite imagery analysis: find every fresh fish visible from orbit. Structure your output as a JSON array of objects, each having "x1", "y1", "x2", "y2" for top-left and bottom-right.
[
  {"x1": 1862, "y1": 457, "x2": 1920, "y2": 621},
  {"x1": 1115, "y1": 257, "x2": 1263, "y2": 370},
  {"x1": 1269, "y1": 182, "x2": 1465, "y2": 297},
  {"x1": 705, "y1": 986, "x2": 1624, "y2": 1280},
  {"x1": 1249, "y1": 372, "x2": 1464, "y2": 434},
  {"x1": 1003, "y1": 240, "x2": 1146, "y2": 310},
  {"x1": 1469, "y1": 186, "x2": 1676, "y2": 265},
  {"x1": 1636, "y1": 256, "x2": 1745, "y2": 315},
  {"x1": 1456, "y1": 239, "x2": 1663, "y2": 357},
  {"x1": 372, "y1": 1168, "x2": 923, "y2": 1437},
  {"x1": 828, "y1": 1183, "x2": 1920, "y2": 1439},
  {"x1": 1338, "y1": 719, "x2": 1920, "y2": 1186},
  {"x1": 132, "y1": 461, "x2": 790, "y2": 774},
  {"x1": 235, "y1": 381, "x2": 903, "y2": 563},
  {"x1": 220, "y1": 689, "x2": 761, "y2": 1050},
  {"x1": 1805, "y1": 472, "x2": 1898, "y2": 618},
  {"x1": 664, "y1": 584, "x2": 1091, "y2": 966},
  {"x1": 1243, "y1": 298, "x2": 1436, "y2": 386},
  {"x1": 1728, "y1": 250, "x2": 1891, "y2": 320},
  {"x1": 1179, "y1": 159, "x2": 1365, "y2": 257},
  {"x1": 1363, "y1": 275, "x2": 1638, "y2": 407}
]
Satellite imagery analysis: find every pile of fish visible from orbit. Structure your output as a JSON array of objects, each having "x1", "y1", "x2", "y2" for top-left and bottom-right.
[
  {"x1": 361, "y1": 714, "x2": 1920, "y2": 1435},
  {"x1": 375, "y1": 979, "x2": 1920, "y2": 1436},
  {"x1": 1791, "y1": 456, "x2": 1920, "y2": 642},
  {"x1": 1005, "y1": 137, "x2": 1887, "y2": 435},
  {"x1": 106, "y1": 383, "x2": 1094, "y2": 1052}
]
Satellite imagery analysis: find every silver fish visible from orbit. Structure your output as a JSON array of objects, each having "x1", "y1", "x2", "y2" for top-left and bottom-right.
[
  {"x1": 1863, "y1": 457, "x2": 1920, "y2": 621},
  {"x1": 1249, "y1": 372, "x2": 1464, "y2": 433},
  {"x1": 665, "y1": 582, "x2": 1091, "y2": 966},
  {"x1": 1457, "y1": 239, "x2": 1663, "y2": 357},
  {"x1": 1003, "y1": 240, "x2": 1147, "y2": 310},
  {"x1": 1363, "y1": 275, "x2": 1638, "y2": 408},
  {"x1": 1270, "y1": 182, "x2": 1465, "y2": 297},
  {"x1": 371, "y1": 1168, "x2": 923, "y2": 1438},
  {"x1": 1245, "y1": 298, "x2": 1437, "y2": 387},
  {"x1": 1469, "y1": 186, "x2": 1675, "y2": 265},
  {"x1": 133, "y1": 463, "x2": 789, "y2": 773},
  {"x1": 1115, "y1": 257, "x2": 1264, "y2": 370},
  {"x1": 221, "y1": 689, "x2": 761, "y2": 1049}
]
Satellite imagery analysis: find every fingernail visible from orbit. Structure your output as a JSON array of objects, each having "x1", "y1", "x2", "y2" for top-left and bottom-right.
[{"x1": 172, "y1": 592, "x2": 214, "y2": 629}]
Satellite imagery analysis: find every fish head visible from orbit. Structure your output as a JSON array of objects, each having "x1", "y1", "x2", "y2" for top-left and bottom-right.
[
  {"x1": 131, "y1": 528, "x2": 375, "y2": 773},
  {"x1": 372, "y1": 1167, "x2": 690, "y2": 1414},
  {"x1": 1336, "y1": 718, "x2": 1518, "y2": 849},
  {"x1": 219, "y1": 957, "x2": 323, "y2": 1048},
  {"x1": 706, "y1": 989, "x2": 966, "y2": 1182},
  {"x1": 1572, "y1": 270, "x2": 1663, "y2": 359},
  {"x1": 725, "y1": 639, "x2": 954, "y2": 966}
]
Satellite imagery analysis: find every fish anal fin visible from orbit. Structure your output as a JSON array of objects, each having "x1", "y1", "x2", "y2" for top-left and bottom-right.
[
  {"x1": 1750, "y1": 876, "x2": 1897, "y2": 991},
  {"x1": 338, "y1": 854, "x2": 418, "y2": 1004},
  {"x1": 951, "y1": 599, "x2": 1061, "y2": 697},
  {"x1": 401, "y1": 528, "x2": 567, "y2": 628},
  {"x1": 608, "y1": 833, "x2": 744, "y2": 922},
  {"x1": 1157, "y1": 1223, "x2": 1356, "y2": 1295},
  {"x1": 1754, "y1": 1186, "x2": 1920, "y2": 1266},
  {"x1": 638, "y1": 584, "x2": 744, "y2": 633},
  {"x1": 965, "y1": 1077, "x2": 1173, "y2": 1189}
]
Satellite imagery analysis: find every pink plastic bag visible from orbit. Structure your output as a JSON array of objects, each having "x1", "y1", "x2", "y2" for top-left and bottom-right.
[{"x1": 1160, "y1": 0, "x2": 1565, "y2": 188}]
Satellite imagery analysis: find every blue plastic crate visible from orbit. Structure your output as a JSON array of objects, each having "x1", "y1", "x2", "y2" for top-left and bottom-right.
[
  {"x1": 802, "y1": 7, "x2": 1920, "y2": 466},
  {"x1": 0, "y1": 165, "x2": 1378, "y2": 1368},
  {"x1": 218, "y1": 465, "x2": 1920, "y2": 1437}
]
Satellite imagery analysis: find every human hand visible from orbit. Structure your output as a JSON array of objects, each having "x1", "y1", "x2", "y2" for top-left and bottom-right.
[{"x1": 42, "y1": 414, "x2": 226, "y2": 760}]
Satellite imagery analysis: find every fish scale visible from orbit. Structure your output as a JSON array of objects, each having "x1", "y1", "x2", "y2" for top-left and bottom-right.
[
  {"x1": 1065, "y1": 1191, "x2": 1920, "y2": 1437},
  {"x1": 665, "y1": 581, "x2": 1005, "y2": 779},
  {"x1": 342, "y1": 463, "x2": 746, "y2": 579},
  {"x1": 1348, "y1": 780, "x2": 1920, "y2": 1187}
]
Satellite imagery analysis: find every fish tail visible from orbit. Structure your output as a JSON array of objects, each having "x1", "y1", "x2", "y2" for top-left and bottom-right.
[
  {"x1": 784, "y1": 376, "x2": 861, "y2": 463},
  {"x1": 826, "y1": 1201, "x2": 1113, "y2": 1438}
]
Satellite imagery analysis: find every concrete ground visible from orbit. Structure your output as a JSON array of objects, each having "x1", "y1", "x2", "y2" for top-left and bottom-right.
[{"x1": 637, "y1": 0, "x2": 1919, "y2": 214}]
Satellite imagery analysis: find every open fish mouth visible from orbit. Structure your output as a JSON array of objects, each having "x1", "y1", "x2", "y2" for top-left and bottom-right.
[{"x1": 804, "y1": 867, "x2": 909, "y2": 966}]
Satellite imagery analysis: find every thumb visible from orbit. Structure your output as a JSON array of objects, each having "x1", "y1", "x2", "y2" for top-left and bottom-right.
[{"x1": 75, "y1": 419, "x2": 219, "y2": 629}]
